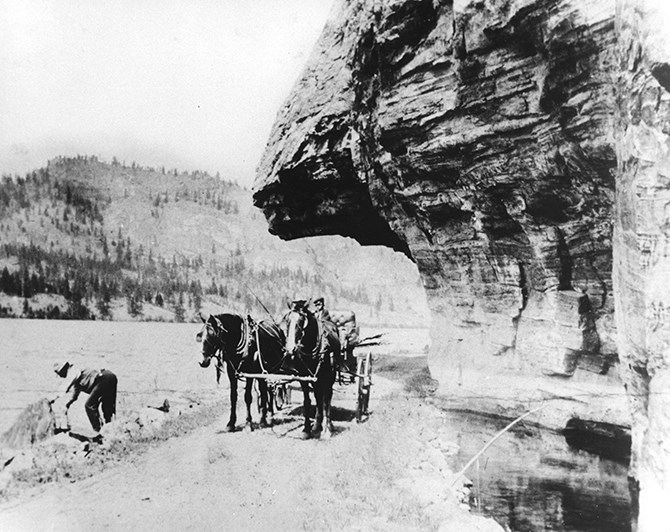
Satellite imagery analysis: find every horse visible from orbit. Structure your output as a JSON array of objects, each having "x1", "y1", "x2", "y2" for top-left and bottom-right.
[
  {"x1": 283, "y1": 301, "x2": 341, "y2": 439},
  {"x1": 197, "y1": 313, "x2": 286, "y2": 432}
]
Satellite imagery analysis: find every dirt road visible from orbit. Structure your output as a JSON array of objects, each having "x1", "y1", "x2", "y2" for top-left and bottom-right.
[{"x1": 0, "y1": 376, "x2": 502, "y2": 531}]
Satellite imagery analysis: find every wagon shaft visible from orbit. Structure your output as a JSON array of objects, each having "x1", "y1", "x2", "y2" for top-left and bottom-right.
[{"x1": 237, "y1": 372, "x2": 317, "y2": 383}]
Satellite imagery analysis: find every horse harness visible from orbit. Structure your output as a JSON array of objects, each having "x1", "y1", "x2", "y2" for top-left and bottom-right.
[
  {"x1": 287, "y1": 309, "x2": 334, "y2": 377},
  {"x1": 207, "y1": 316, "x2": 287, "y2": 380}
]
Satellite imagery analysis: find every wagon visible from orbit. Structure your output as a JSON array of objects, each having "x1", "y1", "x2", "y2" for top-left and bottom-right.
[
  {"x1": 255, "y1": 350, "x2": 372, "y2": 422},
  {"x1": 352, "y1": 350, "x2": 373, "y2": 422},
  {"x1": 248, "y1": 310, "x2": 378, "y2": 423},
  {"x1": 331, "y1": 309, "x2": 375, "y2": 422}
]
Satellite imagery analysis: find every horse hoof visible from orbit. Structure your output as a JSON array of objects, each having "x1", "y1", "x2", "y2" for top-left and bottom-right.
[
  {"x1": 223, "y1": 424, "x2": 236, "y2": 433},
  {"x1": 260, "y1": 419, "x2": 271, "y2": 428},
  {"x1": 299, "y1": 430, "x2": 311, "y2": 440},
  {"x1": 244, "y1": 423, "x2": 254, "y2": 432}
]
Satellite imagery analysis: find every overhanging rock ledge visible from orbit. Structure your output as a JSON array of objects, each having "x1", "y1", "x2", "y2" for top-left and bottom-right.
[
  {"x1": 254, "y1": 0, "x2": 621, "y2": 426},
  {"x1": 254, "y1": 0, "x2": 670, "y2": 523}
]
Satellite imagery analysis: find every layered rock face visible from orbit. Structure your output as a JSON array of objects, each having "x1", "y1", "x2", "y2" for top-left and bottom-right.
[
  {"x1": 615, "y1": 0, "x2": 670, "y2": 527},
  {"x1": 255, "y1": 0, "x2": 620, "y2": 418},
  {"x1": 254, "y1": 0, "x2": 670, "y2": 524}
]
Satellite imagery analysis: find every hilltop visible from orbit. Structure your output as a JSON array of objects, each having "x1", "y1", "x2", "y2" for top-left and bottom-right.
[{"x1": 0, "y1": 157, "x2": 427, "y2": 325}]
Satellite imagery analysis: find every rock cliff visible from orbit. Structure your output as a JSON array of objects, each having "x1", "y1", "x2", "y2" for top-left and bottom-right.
[
  {"x1": 255, "y1": 0, "x2": 620, "y2": 420},
  {"x1": 616, "y1": 0, "x2": 670, "y2": 527},
  {"x1": 254, "y1": 0, "x2": 670, "y2": 525}
]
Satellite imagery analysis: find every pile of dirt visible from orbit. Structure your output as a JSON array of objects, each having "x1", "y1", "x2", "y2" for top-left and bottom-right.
[
  {"x1": 1, "y1": 399, "x2": 56, "y2": 449},
  {"x1": 0, "y1": 395, "x2": 223, "y2": 501}
]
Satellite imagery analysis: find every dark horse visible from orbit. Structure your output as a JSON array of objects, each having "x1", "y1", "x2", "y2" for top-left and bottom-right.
[
  {"x1": 197, "y1": 313, "x2": 285, "y2": 432},
  {"x1": 284, "y1": 301, "x2": 340, "y2": 439}
]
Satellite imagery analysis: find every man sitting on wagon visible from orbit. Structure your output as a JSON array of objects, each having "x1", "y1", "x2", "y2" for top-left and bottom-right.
[
  {"x1": 313, "y1": 297, "x2": 331, "y2": 322},
  {"x1": 331, "y1": 310, "x2": 360, "y2": 380}
]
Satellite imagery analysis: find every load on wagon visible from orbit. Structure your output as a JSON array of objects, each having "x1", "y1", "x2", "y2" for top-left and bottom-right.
[{"x1": 330, "y1": 309, "x2": 360, "y2": 375}]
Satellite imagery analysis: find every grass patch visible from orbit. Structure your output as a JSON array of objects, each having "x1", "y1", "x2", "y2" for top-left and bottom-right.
[
  {"x1": 374, "y1": 354, "x2": 429, "y2": 374},
  {"x1": 374, "y1": 355, "x2": 438, "y2": 397},
  {"x1": 403, "y1": 366, "x2": 439, "y2": 397}
]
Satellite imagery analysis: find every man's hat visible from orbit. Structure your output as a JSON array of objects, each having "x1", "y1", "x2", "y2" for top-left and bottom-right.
[
  {"x1": 314, "y1": 297, "x2": 324, "y2": 305},
  {"x1": 53, "y1": 361, "x2": 72, "y2": 377}
]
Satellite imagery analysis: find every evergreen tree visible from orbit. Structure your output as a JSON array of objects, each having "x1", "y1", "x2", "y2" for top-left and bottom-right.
[
  {"x1": 96, "y1": 282, "x2": 112, "y2": 319},
  {"x1": 174, "y1": 291, "x2": 185, "y2": 322},
  {"x1": 126, "y1": 289, "x2": 143, "y2": 317},
  {"x1": 0, "y1": 267, "x2": 15, "y2": 294},
  {"x1": 192, "y1": 289, "x2": 202, "y2": 316}
]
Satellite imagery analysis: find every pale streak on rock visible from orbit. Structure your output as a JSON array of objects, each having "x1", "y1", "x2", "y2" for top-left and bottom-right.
[{"x1": 616, "y1": 0, "x2": 670, "y2": 528}]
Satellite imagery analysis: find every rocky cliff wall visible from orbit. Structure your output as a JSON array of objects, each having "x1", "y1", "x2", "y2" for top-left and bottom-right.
[
  {"x1": 254, "y1": 0, "x2": 623, "y2": 425},
  {"x1": 255, "y1": 0, "x2": 670, "y2": 524},
  {"x1": 615, "y1": 0, "x2": 670, "y2": 527}
]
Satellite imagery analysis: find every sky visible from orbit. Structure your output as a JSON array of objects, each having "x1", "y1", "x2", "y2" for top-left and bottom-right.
[{"x1": 0, "y1": 0, "x2": 334, "y2": 187}]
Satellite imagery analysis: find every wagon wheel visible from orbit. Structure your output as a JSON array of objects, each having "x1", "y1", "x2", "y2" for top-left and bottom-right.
[
  {"x1": 253, "y1": 380, "x2": 272, "y2": 414},
  {"x1": 274, "y1": 383, "x2": 291, "y2": 410},
  {"x1": 356, "y1": 352, "x2": 372, "y2": 422},
  {"x1": 255, "y1": 380, "x2": 266, "y2": 413},
  {"x1": 255, "y1": 381, "x2": 291, "y2": 412}
]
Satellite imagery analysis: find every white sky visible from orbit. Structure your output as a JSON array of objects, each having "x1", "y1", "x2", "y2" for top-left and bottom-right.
[{"x1": 0, "y1": 0, "x2": 334, "y2": 186}]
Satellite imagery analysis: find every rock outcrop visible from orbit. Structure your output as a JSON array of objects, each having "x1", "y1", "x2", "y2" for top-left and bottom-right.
[
  {"x1": 616, "y1": 0, "x2": 670, "y2": 527},
  {"x1": 254, "y1": 0, "x2": 670, "y2": 526}
]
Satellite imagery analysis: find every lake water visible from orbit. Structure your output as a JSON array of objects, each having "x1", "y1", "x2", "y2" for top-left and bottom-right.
[
  {"x1": 0, "y1": 319, "x2": 222, "y2": 437},
  {"x1": 442, "y1": 410, "x2": 632, "y2": 532},
  {"x1": 0, "y1": 319, "x2": 428, "y2": 437}
]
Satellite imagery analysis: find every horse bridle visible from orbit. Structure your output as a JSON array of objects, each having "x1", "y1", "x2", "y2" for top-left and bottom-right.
[
  {"x1": 287, "y1": 309, "x2": 309, "y2": 357},
  {"x1": 198, "y1": 320, "x2": 225, "y2": 368}
]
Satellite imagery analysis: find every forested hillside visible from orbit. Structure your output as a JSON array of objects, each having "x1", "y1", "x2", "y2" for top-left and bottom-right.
[{"x1": 0, "y1": 157, "x2": 427, "y2": 325}]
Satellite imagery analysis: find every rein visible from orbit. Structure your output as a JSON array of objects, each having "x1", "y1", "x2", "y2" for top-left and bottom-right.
[{"x1": 255, "y1": 321, "x2": 268, "y2": 373}]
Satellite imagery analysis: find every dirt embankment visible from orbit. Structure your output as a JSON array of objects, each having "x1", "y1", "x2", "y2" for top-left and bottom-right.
[{"x1": 0, "y1": 370, "x2": 502, "y2": 531}]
